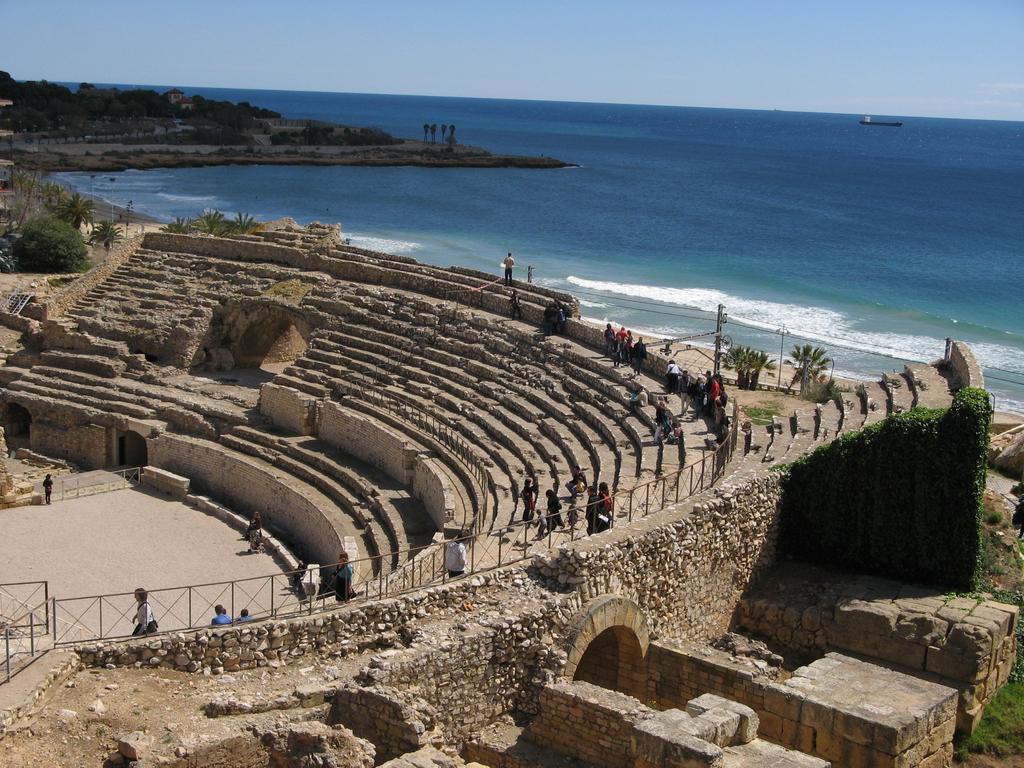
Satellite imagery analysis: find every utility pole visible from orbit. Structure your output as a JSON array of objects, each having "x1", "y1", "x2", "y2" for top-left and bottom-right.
[
  {"x1": 777, "y1": 326, "x2": 787, "y2": 388},
  {"x1": 713, "y1": 303, "x2": 726, "y2": 375}
]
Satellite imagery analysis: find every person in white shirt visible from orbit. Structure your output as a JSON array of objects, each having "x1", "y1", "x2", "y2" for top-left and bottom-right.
[
  {"x1": 132, "y1": 587, "x2": 157, "y2": 636},
  {"x1": 666, "y1": 361, "x2": 682, "y2": 394},
  {"x1": 445, "y1": 533, "x2": 468, "y2": 578},
  {"x1": 503, "y1": 252, "x2": 515, "y2": 285}
]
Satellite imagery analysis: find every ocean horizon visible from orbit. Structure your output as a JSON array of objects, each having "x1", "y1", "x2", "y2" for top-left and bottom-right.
[{"x1": 50, "y1": 83, "x2": 1024, "y2": 413}]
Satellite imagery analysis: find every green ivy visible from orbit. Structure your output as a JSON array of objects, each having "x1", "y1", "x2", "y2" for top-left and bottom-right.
[{"x1": 778, "y1": 388, "x2": 990, "y2": 590}]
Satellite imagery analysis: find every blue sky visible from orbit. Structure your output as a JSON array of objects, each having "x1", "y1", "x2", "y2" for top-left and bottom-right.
[{"x1": 4, "y1": 0, "x2": 1023, "y2": 120}]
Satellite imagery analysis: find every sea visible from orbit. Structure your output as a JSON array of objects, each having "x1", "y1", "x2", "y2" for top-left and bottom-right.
[{"x1": 51, "y1": 86, "x2": 1024, "y2": 413}]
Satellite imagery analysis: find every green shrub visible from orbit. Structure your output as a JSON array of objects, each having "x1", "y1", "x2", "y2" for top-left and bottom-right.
[
  {"x1": 778, "y1": 388, "x2": 990, "y2": 590},
  {"x1": 12, "y1": 215, "x2": 88, "y2": 272}
]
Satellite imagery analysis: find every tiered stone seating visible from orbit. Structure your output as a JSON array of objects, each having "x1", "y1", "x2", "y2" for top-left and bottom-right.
[{"x1": 2, "y1": 226, "x2": 963, "y2": 594}]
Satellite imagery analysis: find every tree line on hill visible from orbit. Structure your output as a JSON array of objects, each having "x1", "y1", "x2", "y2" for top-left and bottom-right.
[{"x1": 0, "y1": 71, "x2": 278, "y2": 137}]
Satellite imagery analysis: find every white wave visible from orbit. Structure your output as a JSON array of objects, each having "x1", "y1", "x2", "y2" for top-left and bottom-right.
[
  {"x1": 156, "y1": 192, "x2": 218, "y2": 202},
  {"x1": 969, "y1": 342, "x2": 1024, "y2": 376},
  {"x1": 346, "y1": 234, "x2": 422, "y2": 254},
  {"x1": 578, "y1": 299, "x2": 608, "y2": 309},
  {"x1": 566, "y1": 275, "x2": 951, "y2": 363}
]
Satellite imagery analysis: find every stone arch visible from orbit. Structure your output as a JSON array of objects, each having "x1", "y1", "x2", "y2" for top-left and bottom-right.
[
  {"x1": 562, "y1": 595, "x2": 651, "y2": 700},
  {"x1": 5, "y1": 402, "x2": 32, "y2": 441},
  {"x1": 201, "y1": 302, "x2": 312, "y2": 372},
  {"x1": 116, "y1": 430, "x2": 149, "y2": 467}
]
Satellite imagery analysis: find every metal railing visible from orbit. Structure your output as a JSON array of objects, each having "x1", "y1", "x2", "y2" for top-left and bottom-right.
[
  {"x1": 49, "y1": 429, "x2": 737, "y2": 646},
  {"x1": 1, "y1": 581, "x2": 50, "y2": 683},
  {"x1": 48, "y1": 467, "x2": 142, "y2": 502}
]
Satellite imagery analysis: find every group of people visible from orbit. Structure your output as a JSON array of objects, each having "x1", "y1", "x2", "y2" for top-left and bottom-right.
[
  {"x1": 131, "y1": 587, "x2": 259, "y2": 634},
  {"x1": 542, "y1": 301, "x2": 571, "y2": 336},
  {"x1": 514, "y1": 469, "x2": 613, "y2": 537},
  {"x1": 603, "y1": 324, "x2": 648, "y2": 374}
]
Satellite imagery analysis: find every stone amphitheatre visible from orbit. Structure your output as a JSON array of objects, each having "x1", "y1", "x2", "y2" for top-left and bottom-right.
[{"x1": 0, "y1": 220, "x2": 1015, "y2": 768}]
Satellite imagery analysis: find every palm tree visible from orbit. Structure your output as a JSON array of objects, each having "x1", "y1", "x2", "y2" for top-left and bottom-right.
[
  {"x1": 747, "y1": 350, "x2": 777, "y2": 390},
  {"x1": 229, "y1": 212, "x2": 262, "y2": 235},
  {"x1": 41, "y1": 183, "x2": 67, "y2": 211},
  {"x1": 194, "y1": 209, "x2": 228, "y2": 236},
  {"x1": 57, "y1": 192, "x2": 95, "y2": 231},
  {"x1": 161, "y1": 217, "x2": 194, "y2": 234},
  {"x1": 723, "y1": 345, "x2": 754, "y2": 389},
  {"x1": 89, "y1": 220, "x2": 123, "y2": 252},
  {"x1": 430, "y1": 123, "x2": 437, "y2": 144},
  {"x1": 447, "y1": 124, "x2": 456, "y2": 146},
  {"x1": 423, "y1": 123, "x2": 429, "y2": 142},
  {"x1": 789, "y1": 344, "x2": 832, "y2": 390},
  {"x1": 441, "y1": 124, "x2": 448, "y2": 144}
]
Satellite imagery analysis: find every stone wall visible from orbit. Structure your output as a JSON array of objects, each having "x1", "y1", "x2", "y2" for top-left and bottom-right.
[
  {"x1": 948, "y1": 340, "x2": 985, "y2": 391},
  {"x1": 646, "y1": 641, "x2": 957, "y2": 768},
  {"x1": 31, "y1": 234, "x2": 145, "y2": 321},
  {"x1": 733, "y1": 569, "x2": 1018, "y2": 733},
  {"x1": 411, "y1": 457, "x2": 455, "y2": 530},
  {"x1": 259, "y1": 382, "x2": 317, "y2": 435},
  {"x1": 318, "y1": 401, "x2": 414, "y2": 485},
  {"x1": 328, "y1": 685, "x2": 439, "y2": 761},
  {"x1": 144, "y1": 232, "x2": 307, "y2": 268},
  {"x1": 532, "y1": 473, "x2": 783, "y2": 643},
  {"x1": 30, "y1": 421, "x2": 106, "y2": 469},
  {"x1": 147, "y1": 433, "x2": 345, "y2": 565}
]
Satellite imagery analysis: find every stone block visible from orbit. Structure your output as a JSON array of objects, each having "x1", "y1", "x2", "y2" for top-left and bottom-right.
[{"x1": 835, "y1": 600, "x2": 900, "y2": 636}]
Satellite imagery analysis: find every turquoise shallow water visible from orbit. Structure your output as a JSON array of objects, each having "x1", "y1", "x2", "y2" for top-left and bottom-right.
[{"x1": 55, "y1": 85, "x2": 1024, "y2": 411}]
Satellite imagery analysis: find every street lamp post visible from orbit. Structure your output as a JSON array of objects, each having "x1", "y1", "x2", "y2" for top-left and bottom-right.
[{"x1": 777, "y1": 326, "x2": 787, "y2": 388}]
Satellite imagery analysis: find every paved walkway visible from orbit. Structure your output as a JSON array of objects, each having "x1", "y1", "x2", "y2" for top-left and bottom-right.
[{"x1": 0, "y1": 486, "x2": 285, "y2": 600}]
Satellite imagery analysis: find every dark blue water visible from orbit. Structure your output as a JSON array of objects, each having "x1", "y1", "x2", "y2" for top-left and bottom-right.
[{"x1": 55, "y1": 85, "x2": 1024, "y2": 410}]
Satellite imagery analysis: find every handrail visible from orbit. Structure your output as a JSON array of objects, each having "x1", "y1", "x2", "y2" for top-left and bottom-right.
[{"x1": 49, "y1": 429, "x2": 737, "y2": 646}]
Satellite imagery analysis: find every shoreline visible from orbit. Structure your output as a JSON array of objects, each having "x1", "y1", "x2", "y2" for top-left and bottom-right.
[{"x1": 14, "y1": 143, "x2": 575, "y2": 173}]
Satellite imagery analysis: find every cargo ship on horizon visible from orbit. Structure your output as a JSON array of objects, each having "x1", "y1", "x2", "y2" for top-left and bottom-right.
[{"x1": 859, "y1": 115, "x2": 903, "y2": 127}]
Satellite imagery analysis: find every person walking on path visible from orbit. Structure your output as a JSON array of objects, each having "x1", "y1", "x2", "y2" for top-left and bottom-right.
[
  {"x1": 519, "y1": 477, "x2": 537, "y2": 525},
  {"x1": 540, "y1": 489, "x2": 564, "y2": 537},
  {"x1": 509, "y1": 290, "x2": 523, "y2": 320},
  {"x1": 247, "y1": 511, "x2": 263, "y2": 553},
  {"x1": 631, "y1": 337, "x2": 647, "y2": 375},
  {"x1": 334, "y1": 551, "x2": 355, "y2": 601},
  {"x1": 503, "y1": 252, "x2": 516, "y2": 285},
  {"x1": 1013, "y1": 491, "x2": 1024, "y2": 539},
  {"x1": 674, "y1": 419, "x2": 686, "y2": 468},
  {"x1": 666, "y1": 361, "x2": 681, "y2": 394},
  {"x1": 445, "y1": 533, "x2": 468, "y2": 578},
  {"x1": 132, "y1": 588, "x2": 158, "y2": 636},
  {"x1": 42, "y1": 473, "x2": 53, "y2": 504}
]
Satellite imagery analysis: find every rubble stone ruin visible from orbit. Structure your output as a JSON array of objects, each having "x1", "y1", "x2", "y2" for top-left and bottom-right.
[{"x1": 0, "y1": 221, "x2": 1010, "y2": 767}]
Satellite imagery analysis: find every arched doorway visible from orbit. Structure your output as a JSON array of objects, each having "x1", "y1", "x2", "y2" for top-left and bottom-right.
[
  {"x1": 5, "y1": 403, "x2": 32, "y2": 441},
  {"x1": 117, "y1": 431, "x2": 148, "y2": 467},
  {"x1": 236, "y1": 314, "x2": 307, "y2": 369},
  {"x1": 573, "y1": 625, "x2": 647, "y2": 699},
  {"x1": 562, "y1": 595, "x2": 651, "y2": 701}
]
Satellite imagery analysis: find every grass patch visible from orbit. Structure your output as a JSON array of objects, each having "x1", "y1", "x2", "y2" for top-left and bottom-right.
[
  {"x1": 263, "y1": 279, "x2": 311, "y2": 305},
  {"x1": 957, "y1": 683, "x2": 1024, "y2": 760},
  {"x1": 743, "y1": 405, "x2": 781, "y2": 426}
]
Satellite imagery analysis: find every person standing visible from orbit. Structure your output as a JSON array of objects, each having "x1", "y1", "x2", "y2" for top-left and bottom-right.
[
  {"x1": 334, "y1": 551, "x2": 355, "y2": 601},
  {"x1": 585, "y1": 485, "x2": 603, "y2": 535},
  {"x1": 598, "y1": 482, "x2": 613, "y2": 531},
  {"x1": 445, "y1": 534, "x2": 468, "y2": 578},
  {"x1": 527, "y1": 265, "x2": 534, "y2": 284},
  {"x1": 632, "y1": 337, "x2": 648, "y2": 375},
  {"x1": 665, "y1": 360, "x2": 681, "y2": 394},
  {"x1": 42, "y1": 474, "x2": 53, "y2": 505},
  {"x1": 503, "y1": 252, "x2": 516, "y2": 285},
  {"x1": 674, "y1": 419, "x2": 686, "y2": 468},
  {"x1": 519, "y1": 477, "x2": 537, "y2": 524},
  {"x1": 604, "y1": 324, "x2": 616, "y2": 357},
  {"x1": 132, "y1": 588, "x2": 158, "y2": 636},
  {"x1": 509, "y1": 290, "x2": 523, "y2": 320}
]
